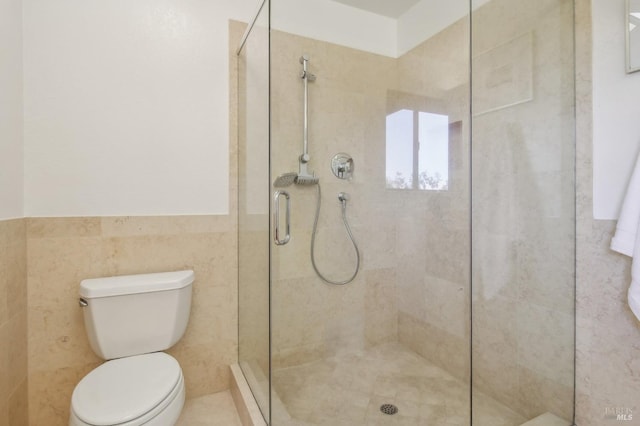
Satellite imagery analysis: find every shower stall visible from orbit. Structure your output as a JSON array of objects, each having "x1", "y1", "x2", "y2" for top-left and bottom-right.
[{"x1": 236, "y1": 0, "x2": 576, "y2": 424}]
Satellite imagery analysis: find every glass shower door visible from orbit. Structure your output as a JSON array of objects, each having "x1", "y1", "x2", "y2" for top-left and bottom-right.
[
  {"x1": 470, "y1": 0, "x2": 576, "y2": 424},
  {"x1": 268, "y1": 1, "x2": 473, "y2": 424},
  {"x1": 236, "y1": 0, "x2": 576, "y2": 424},
  {"x1": 237, "y1": 0, "x2": 271, "y2": 421}
]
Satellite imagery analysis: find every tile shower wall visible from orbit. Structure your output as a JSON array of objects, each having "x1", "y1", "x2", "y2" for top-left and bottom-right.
[
  {"x1": 269, "y1": 29, "x2": 400, "y2": 369},
  {"x1": 0, "y1": 219, "x2": 28, "y2": 425},
  {"x1": 26, "y1": 216, "x2": 238, "y2": 425},
  {"x1": 269, "y1": 10, "x2": 472, "y2": 382}
]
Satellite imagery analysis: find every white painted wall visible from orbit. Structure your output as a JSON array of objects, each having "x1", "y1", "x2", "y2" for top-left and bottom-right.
[
  {"x1": 398, "y1": 0, "x2": 466, "y2": 55},
  {"x1": 397, "y1": 0, "x2": 490, "y2": 56},
  {"x1": 593, "y1": 0, "x2": 640, "y2": 219},
  {"x1": 0, "y1": 0, "x2": 24, "y2": 220},
  {"x1": 23, "y1": 0, "x2": 255, "y2": 217},
  {"x1": 272, "y1": 0, "x2": 397, "y2": 57},
  {"x1": 273, "y1": 0, "x2": 480, "y2": 58},
  {"x1": 20, "y1": 0, "x2": 396, "y2": 217},
  {"x1": 19, "y1": 0, "x2": 616, "y2": 219}
]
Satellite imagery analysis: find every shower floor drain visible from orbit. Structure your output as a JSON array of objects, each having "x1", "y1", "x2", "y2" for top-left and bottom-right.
[{"x1": 380, "y1": 404, "x2": 398, "y2": 415}]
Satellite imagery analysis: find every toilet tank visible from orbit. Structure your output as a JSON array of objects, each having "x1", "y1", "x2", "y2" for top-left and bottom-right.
[{"x1": 79, "y1": 270, "x2": 194, "y2": 360}]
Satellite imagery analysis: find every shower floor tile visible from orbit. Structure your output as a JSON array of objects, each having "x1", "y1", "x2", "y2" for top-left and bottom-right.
[{"x1": 272, "y1": 342, "x2": 526, "y2": 425}]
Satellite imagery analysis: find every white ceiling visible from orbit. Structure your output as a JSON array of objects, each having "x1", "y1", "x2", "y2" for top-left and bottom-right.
[{"x1": 332, "y1": 0, "x2": 422, "y2": 18}]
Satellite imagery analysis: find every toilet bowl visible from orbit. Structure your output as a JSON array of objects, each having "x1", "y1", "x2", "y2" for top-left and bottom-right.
[
  {"x1": 70, "y1": 353, "x2": 185, "y2": 426},
  {"x1": 69, "y1": 270, "x2": 194, "y2": 426}
]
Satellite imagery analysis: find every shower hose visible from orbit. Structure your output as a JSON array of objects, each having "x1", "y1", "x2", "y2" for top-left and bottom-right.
[{"x1": 310, "y1": 183, "x2": 361, "y2": 285}]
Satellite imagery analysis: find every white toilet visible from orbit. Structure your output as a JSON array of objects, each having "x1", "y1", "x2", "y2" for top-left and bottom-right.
[{"x1": 69, "y1": 270, "x2": 194, "y2": 426}]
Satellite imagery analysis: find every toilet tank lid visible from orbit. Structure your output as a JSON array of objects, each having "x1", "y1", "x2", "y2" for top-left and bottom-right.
[{"x1": 80, "y1": 270, "x2": 194, "y2": 299}]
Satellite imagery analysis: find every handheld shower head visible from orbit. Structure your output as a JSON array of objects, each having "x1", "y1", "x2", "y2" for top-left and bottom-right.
[
  {"x1": 294, "y1": 174, "x2": 319, "y2": 185},
  {"x1": 273, "y1": 171, "x2": 319, "y2": 187},
  {"x1": 273, "y1": 172, "x2": 297, "y2": 187}
]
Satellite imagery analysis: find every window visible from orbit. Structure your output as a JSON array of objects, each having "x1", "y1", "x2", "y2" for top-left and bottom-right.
[{"x1": 386, "y1": 109, "x2": 449, "y2": 190}]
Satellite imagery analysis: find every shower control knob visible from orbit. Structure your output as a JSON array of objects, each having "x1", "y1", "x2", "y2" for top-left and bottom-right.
[{"x1": 331, "y1": 153, "x2": 354, "y2": 180}]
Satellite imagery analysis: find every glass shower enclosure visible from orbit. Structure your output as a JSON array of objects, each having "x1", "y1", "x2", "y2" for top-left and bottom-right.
[{"x1": 237, "y1": 0, "x2": 575, "y2": 424}]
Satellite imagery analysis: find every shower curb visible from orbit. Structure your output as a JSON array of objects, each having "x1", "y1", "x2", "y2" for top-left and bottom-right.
[{"x1": 230, "y1": 364, "x2": 267, "y2": 426}]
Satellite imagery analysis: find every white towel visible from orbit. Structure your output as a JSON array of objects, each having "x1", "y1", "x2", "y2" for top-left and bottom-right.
[{"x1": 611, "y1": 153, "x2": 640, "y2": 321}]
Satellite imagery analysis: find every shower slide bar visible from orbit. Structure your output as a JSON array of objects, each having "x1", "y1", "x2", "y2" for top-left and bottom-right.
[
  {"x1": 298, "y1": 55, "x2": 317, "y2": 182},
  {"x1": 272, "y1": 55, "x2": 359, "y2": 284}
]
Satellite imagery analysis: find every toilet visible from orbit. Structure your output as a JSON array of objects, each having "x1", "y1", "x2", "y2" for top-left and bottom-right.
[{"x1": 69, "y1": 270, "x2": 194, "y2": 426}]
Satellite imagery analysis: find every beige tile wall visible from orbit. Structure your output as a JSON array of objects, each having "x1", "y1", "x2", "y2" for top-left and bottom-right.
[
  {"x1": 26, "y1": 215, "x2": 238, "y2": 426},
  {"x1": 266, "y1": 8, "x2": 491, "y2": 415},
  {"x1": 268, "y1": 18, "x2": 472, "y2": 379},
  {"x1": 269, "y1": 29, "x2": 400, "y2": 370},
  {"x1": 0, "y1": 219, "x2": 28, "y2": 426}
]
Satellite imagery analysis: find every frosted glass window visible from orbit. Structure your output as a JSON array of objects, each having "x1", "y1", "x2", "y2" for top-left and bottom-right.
[
  {"x1": 386, "y1": 109, "x2": 414, "y2": 189},
  {"x1": 386, "y1": 109, "x2": 449, "y2": 191},
  {"x1": 418, "y1": 112, "x2": 449, "y2": 190}
]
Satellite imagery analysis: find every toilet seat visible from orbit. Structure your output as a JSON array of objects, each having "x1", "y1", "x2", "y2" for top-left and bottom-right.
[{"x1": 70, "y1": 352, "x2": 184, "y2": 426}]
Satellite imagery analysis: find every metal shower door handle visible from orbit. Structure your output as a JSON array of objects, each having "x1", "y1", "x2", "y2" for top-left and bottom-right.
[{"x1": 273, "y1": 191, "x2": 291, "y2": 245}]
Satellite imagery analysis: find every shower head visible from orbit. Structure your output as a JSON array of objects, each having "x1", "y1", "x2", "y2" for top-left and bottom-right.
[
  {"x1": 273, "y1": 172, "x2": 319, "y2": 187},
  {"x1": 294, "y1": 174, "x2": 319, "y2": 185},
  {"x1": 273, "y1": 172, "x2": 297, "y2": 187}
]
